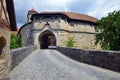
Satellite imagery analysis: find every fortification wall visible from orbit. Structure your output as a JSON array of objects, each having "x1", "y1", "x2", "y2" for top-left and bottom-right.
[
  {"x1": 57, "y1": 47, "x2": 120, "y2": 72},
  {"x1": 10, "y1": 46, "x2": 36, "y2": 70},
  {"x1": 20, "y1": 23, "x2": 34, "y2": 46}
]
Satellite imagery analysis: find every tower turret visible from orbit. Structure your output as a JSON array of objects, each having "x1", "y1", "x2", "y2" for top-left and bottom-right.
[{"x1": 27, "y1": 8, "x2": 38, "y2": 22}]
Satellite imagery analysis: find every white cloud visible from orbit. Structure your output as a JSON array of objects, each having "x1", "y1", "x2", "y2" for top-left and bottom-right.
[
  {"x1": 32, "y1": 0, "x2": 74, "y2": 11},
  {"x1": 14, "y1": 0, "x2": 75, "y2": 27},
  {"x1": 87, "y1": 0, "x2": 120, "y2": 19},
  {"x1": 14, "y1": 0, "x2": 120, "y2": 27}
]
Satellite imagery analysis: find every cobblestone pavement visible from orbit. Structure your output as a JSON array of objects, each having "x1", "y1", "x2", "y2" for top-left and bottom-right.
[{"x1": 9, "y1": 49, "x2": 120, "y2": 80}]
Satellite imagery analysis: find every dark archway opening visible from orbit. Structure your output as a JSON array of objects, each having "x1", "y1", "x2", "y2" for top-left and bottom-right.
[
  {"x1": 0, "y1": 36, "x2": 6, "y2": 58},
  {"x1": 39, "y1": 30, "x2": 56, "y2": 49}
]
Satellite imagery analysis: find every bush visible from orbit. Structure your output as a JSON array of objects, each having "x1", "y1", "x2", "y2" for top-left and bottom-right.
[
  {"x1": 67, "y1": 38, "x2": 75, "y2": 47},
  {"x1": 10, "y1": 34, "x2": 22, "y2": 49}
]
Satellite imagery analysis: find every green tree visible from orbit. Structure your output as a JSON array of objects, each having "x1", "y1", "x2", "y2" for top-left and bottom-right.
[
  {"x1": 10, "y1": 34, "x2": 22, "y2": 49},
  {"x1": 67, "y1": 38, "x2": 75, "y2": 48},
  {"x1": 95, "y1": 10, "x2": 120, "y2": 50}
]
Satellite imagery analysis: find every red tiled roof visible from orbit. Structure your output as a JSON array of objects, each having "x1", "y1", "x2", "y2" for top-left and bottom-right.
[{"x1": 37, "y1": 12, "x2": 97, "y2": 23}]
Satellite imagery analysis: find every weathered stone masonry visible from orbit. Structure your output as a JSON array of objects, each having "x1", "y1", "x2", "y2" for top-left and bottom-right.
[
  {"x1": 19, "y1": 11, "x2": 100, "y2": 49},
  {"x1": 57, "y1": 47, "x2": 120, "y2": 72},
  {"x1": 10, "y1": 46, "x2": 36, "y2": 70}
]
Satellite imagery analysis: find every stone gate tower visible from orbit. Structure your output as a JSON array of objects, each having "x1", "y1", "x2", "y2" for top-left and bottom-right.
[{"x1": 19, "y1": 9, "x2": 99, "y2": 49}]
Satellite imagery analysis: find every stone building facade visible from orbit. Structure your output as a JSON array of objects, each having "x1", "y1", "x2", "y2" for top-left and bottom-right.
[
  {"x1": 19, "y1": 9, "x2": 99, "y2": 49},
  {"x1": 0, "y1": 0, "x2": 17, "y2": 79}
]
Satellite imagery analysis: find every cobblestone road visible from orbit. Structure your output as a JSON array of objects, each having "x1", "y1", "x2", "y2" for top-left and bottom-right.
[{"x1": 9, "y1": 49, "x2": 120, "y2": 80}]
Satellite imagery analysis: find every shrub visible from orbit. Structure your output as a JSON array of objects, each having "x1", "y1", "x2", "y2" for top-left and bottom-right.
[
  {"x1": 67, "y1": 38, "x2": 75, "y2": 47},
  {"x1": 10, "y1": 34, "x2": 22, "y2": 49}
]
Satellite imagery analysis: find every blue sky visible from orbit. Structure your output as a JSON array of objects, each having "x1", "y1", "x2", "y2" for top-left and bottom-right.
[{"x1": 14, "y1": 0, "x2": 120, "y2": 27}]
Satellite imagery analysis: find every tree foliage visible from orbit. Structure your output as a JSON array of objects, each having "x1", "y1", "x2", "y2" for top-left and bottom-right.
[
  {"x1": 95, "y1": 10, "x2": 120, "y2": 50},
  {"x1": 10, "y1": 34, "x2": 22, "y2": 49},
  {"x1": 67, "y1": 38, "x2": 75, "y2": 48}
]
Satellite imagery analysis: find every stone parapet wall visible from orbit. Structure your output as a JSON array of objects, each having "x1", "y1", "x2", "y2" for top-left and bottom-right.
[
  {"x1": 10, "y1": 46, "x2": 36, "y2": 70},
  {"x1": 57, "y1": 47, "x2": 120, "y2": 72}
]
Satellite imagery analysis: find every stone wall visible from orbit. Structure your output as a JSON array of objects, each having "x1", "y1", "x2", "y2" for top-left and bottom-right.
[
  {"x1": 20, "y1": 23, "x2": 34, "y2": 47},
  {"x1": 33, "y1": 17, "x2": 96, "y2": 33},
  {"x1": 10, "y1": 46, "x2": 36, "y2": 70},
  {"x1": 0, "y1": 28, "x2": 10, "y2": 79},
  {"x1": 58, "y1": 31, "x2": 99, "y2": 49},
  {"x1": 57, "y1": 47, "x2": 120, "y2": 72}
]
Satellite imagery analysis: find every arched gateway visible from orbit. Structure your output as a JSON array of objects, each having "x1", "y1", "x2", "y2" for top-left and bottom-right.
[{"x1": 39, "y1": 30, "x2": 56, "y2": 49}]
